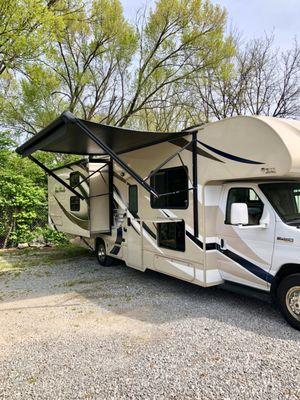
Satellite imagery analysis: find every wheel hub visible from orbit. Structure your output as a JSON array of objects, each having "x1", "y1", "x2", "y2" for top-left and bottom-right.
[
  {"x1": 286, "y1": 286, "x2": 300, "y2": 321},
  {"x1": 98, "y1": 245, "x2": 105, "y2": 261}
]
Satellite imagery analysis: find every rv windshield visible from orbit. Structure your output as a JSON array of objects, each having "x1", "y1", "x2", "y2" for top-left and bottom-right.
[{"x1": 259, "y1": 182, "x2": 300, "y2": 225}]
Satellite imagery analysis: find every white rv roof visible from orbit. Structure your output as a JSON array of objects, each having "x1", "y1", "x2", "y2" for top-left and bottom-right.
[{"x1": 198, "y1": 115, "x2": 300, "y2": 182}]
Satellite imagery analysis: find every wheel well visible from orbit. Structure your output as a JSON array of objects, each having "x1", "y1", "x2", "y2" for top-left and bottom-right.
[
  {"x1": 95, "y1": 237, "x2": 105, "y2": 249},
  {"x1": 271, "y1": 264, "x2": 300, "y2": 300}
]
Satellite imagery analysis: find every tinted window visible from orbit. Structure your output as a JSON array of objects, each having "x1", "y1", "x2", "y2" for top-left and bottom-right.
[
  {"x1": 70, "y1": 196, "x2": 80, "y2": 211},
  {"x1": 70, "y1": 171, "x2": 80, "y2": 187},
  {"x1": 150, "y1": 166, "x2": 188, "y2": 209},
  {"x1": 260, "y1": 182, "x2": 300, "y2": 225},
  {"x1": 226, "y1": 188, "x2": 264, "y2": 225},
  {"x1": 157, "y1": 221, "x2": 185, "y2": 251},
  {"x1": 129, "y1": 185, "x2": 138, "y2": 215}
]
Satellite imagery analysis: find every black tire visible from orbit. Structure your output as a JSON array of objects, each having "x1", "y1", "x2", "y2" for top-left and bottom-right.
[
  {"x1": 95, "y1": 239, "x2": 115, "y2": 267},
  {"x1": 277, "y1": 273, "x2": 300, "y2": 331}
]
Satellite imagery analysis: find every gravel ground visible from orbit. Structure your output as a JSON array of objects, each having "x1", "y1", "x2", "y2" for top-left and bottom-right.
[{"x1": 0, "y1": 248, "x2": 299, "y2": 400}]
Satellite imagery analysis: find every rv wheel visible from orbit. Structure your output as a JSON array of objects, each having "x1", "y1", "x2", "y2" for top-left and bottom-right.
[
  {"x1": 277, "y1": 273, "x2": 300, "y2": 331},
  {"x1": 95, "y1": 240, "x2": 115, "y2": 267}
]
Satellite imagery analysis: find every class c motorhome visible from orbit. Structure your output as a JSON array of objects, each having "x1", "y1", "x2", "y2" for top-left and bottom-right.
[{"x1": 16, "y1": 112, "x2": 300, "y2": 330}]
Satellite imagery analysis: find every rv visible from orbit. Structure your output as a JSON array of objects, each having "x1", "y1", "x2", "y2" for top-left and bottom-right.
[{"x1": 17, "y1": 112, "x2": 300, "y2": 330}]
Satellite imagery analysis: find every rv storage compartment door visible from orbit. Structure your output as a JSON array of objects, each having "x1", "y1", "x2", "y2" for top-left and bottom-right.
[{"x1": 89, "y1": 162, "x2": 111, "y2": 234}]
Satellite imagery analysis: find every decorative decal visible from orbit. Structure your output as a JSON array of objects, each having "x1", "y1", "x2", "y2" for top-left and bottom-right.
[
  {"x1": 170, "y1": 138, "x2": 225, "y2": 163},
  {"x1": 198, "y1": 141, "x2": 264, "y2": 165},
  {"x1": 261, "y1": 167, "x2": 276, "y2": 174},
  {"x1": 218, "y1": 247, "x2": 273, "y2": 283},
  {"x1": 54, "y1": 196, "x2": 89, "y2": 231}
]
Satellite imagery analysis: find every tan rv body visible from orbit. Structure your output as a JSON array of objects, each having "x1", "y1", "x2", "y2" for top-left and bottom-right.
[{"x1": 48, "y1": 116, "x2": 300, "y2": 292}]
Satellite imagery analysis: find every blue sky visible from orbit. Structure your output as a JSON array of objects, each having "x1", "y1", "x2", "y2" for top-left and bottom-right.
[{"x1": 121, "y1": 0, "x2": 299, "y2": 50}]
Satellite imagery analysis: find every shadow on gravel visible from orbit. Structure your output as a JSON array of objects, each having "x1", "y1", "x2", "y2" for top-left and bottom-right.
[{"x1": 0, "y1": 254, "x2": 299, "y2": 342}]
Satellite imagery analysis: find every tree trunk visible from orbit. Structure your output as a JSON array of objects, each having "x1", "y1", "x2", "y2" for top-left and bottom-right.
[{"x1": 3, "y1": 217, "x2": 14, "y2": 249}]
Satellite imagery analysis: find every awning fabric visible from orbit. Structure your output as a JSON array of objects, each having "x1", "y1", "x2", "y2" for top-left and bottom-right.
[{"x1": 16, "y1": 111, "x2": 189, "y2": 157}]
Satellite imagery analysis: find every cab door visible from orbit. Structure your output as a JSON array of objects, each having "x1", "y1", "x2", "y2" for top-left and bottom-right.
[{"x1": 216, "y1": 183, "x2": 276, "y2": 290}]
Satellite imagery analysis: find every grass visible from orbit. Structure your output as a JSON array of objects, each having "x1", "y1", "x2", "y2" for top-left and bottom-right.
[
  {"x1": 0, "y1": 244, "x2": 91, "y2": 272},
  {"x1": 64, "y1": 279, "x2": 93, "y2": 287}
]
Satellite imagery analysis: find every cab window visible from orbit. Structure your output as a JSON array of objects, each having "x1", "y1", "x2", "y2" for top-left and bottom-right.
[{"x1": 225, "y1": 188, "x2": 264, "y2": 225}]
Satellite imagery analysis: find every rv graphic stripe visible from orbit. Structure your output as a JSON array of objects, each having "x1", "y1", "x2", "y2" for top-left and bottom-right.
[
  {"x1": 54, "y1": 196, "x2": 89, "y2": 231},
  {"x1": 170, "y1": 138, "x2": 225, "y2": 163},
  {"x1": 219, "y1": 248, "x2": 273, "y2": 283},
  {"x1": 186, "y1": 230, "x2": 203, "y2": 249},
  {"x1": 197, "y1": 141, "x2": 264, "y2": 165},
  {"x1": 185, "y1": 230, "x2": 272, "y2": 283}
]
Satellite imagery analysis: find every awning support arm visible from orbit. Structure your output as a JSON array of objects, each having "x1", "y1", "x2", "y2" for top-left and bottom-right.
[
  {"x1": 192, "y1": 132, "x2": 199, "y2": 238},
  {"x1": 143, "y1": 139, "x2": 192, "y2": 182},
  {"x1": 73, "y1": 162, "x2": 108, "y2": 189},
  {"x1": 28, "y1": 155, "x2": 85, "y2": 201},
  {"x1": 66, "y1": 114, "x2": 160, "y2": 198}
]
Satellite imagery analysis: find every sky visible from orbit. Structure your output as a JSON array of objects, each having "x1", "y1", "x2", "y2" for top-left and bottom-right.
[{"x1": 121, "y1": 0, "x2": 300, "y2": 50}]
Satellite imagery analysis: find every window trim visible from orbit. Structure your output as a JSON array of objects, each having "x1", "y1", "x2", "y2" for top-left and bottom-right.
[
  {"x1": 150, "y1": 165, "x2": 189, "y2": 210},
  {"x1": 157, "y1": 220, "x2": 186, "y2": 252},
  {"x1": 225, "y1": 187, "x2": 264, "y2": 226}
]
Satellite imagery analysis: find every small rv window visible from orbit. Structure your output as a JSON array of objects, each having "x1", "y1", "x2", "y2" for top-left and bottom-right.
[
  {"x1": 225, "y1": 188, "x2": 264, "y2": 225},
  {"x1": 70, "y1": 171, "x2": 80, "y2": 187},
  {"x1": 129, "y1": 185, "x2": 138, "y2": 215},
  {"x1": 70, "y1": 196, "x2": 80, "y2": 211},
  {"x1": 150, "y1": 166, "x2": 188, "y2": 209},
  {"x1": 157, "y1": 221, "x2": 185, "y2": 251}
]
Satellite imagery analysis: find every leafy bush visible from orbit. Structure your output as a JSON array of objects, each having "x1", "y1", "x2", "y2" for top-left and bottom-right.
[
  {"x1": 36, "y1": 226, "x2": 68, "y2": 246},
  {"x1": 0, "y1": 134, "x2": 80, "y2": 248},
  {"x1": 0, "y1": 170, "x2": 47, "y2": 247},
  {"x1": 0, "y1": 136, "x2": 48, "y2": 247}
]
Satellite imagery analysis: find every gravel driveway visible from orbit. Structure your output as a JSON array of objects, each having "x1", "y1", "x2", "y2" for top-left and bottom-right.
[{"x1": 0, "y1": 248, "x2": 299, "y2": 400}]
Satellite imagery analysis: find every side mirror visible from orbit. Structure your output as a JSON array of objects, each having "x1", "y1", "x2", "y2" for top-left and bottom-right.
[{"x1": 230, "y1": 203, "x2": 249, "y2": 225}]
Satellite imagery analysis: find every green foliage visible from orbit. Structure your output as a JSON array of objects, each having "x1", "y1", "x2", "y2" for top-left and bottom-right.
[
  {"x1": 0, "y1": 0, "x2": 64, "y2": 76},
  {"x1": 0, "y1": 137, "x2": 47, "y2": 247},
  {"x1": 0, "y1": 133, "x2": 80, "y2": 248},
  {"x1": 0, "y1": 166, "x2": 47, "y2": 247},
  {"x1": 34, "y1": 226, "x2": 68, "y2": 245}
]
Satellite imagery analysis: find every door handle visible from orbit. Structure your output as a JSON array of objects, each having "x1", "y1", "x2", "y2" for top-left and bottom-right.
[{"x1": 220, "y1": 238, "x2": 226, "y2": 250}]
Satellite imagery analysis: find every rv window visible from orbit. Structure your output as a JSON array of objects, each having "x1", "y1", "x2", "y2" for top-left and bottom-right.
[
  {"x1": 225, "y1": 188, "x2": 264, "y2": 225},
  {"x1": 129, "y1": 185, "x2": 138, "y2": 215},
  {"x1": 150, "y1": 166, "x2": 188, "y2": 209},
  {"x1": 157, "y1": 221, "x2": 185, "y2": 251},
  {"x1": 70, "y1": 196, "x2": 80, "y2": 211},
  {"x1": 70, "y1": 171, "x2": 80, "y2": 187},
  {"x1": 259, "y1": 182, "x2": 300, "y2": 225}
]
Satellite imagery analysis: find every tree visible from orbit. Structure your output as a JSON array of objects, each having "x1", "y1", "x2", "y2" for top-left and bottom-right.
[
  {"x1": 189, "y1": 35, "x2": 300, "y2": 121},
  {"x1": 0, "y1": 0, "x2": 63, "y2": 76},
  {"x1": 116, "y1": 0, "x2": 234, "y2": 127},
  {"x1": 3, "y1": 0, "x2": 233, "y2": 136},
  {"x1": 0, "y1": 136, "x2": 47, "y2": 248}
]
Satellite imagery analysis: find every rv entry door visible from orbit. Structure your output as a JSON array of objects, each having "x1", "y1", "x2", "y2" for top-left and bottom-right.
[
  {"x1": 126, "y1": 216, "x2": 144, "y2": 271},
  {"x1": 89, "y1": 161, "x2": 111, "y2": 234}
]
